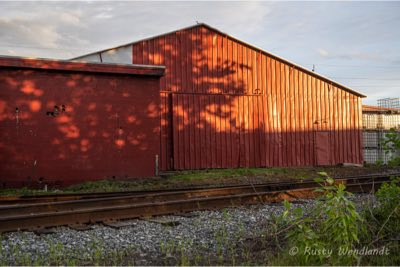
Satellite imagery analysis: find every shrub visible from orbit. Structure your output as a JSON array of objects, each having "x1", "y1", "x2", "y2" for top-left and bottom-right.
[
  {"x1": 382, "y1": 128, "x2": 400, "y2": 167},
  {"x1": 360, "y1": 176, "x2": 400, "y2": 265},
  {"x1": 272, "y1": 172, "x2": 364, "y2": 265}
]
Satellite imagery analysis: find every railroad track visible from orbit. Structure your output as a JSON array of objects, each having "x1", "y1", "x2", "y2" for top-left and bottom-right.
[
  {"x1": 1, "y1": 171, "x2": 398, "y2": 205},
  {"x1": 0, "y1": 173, "x2": 398, "y2": 233}
]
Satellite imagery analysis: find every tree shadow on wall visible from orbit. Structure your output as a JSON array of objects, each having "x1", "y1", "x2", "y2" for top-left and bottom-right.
[
  {"x1": 0, "y1": 69, "x2": 160, "y2": 188},
  {"x1": 135, "y1": 26, "x2": 363, "y2": 171}
]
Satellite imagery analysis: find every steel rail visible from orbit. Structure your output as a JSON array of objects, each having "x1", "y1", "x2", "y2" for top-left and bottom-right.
[
  {"x1": 0, "y1": 177, "x2": 391, "y2": 233},
  {"x1": 1, "y1": 172, "x2": 398, "y2": 205},
  {"x1": 0, "y1": 175, "x2": 392, "y2": 216},
  {"x1": 0, "y1": 174, "x2": 393, "y2": 213}
]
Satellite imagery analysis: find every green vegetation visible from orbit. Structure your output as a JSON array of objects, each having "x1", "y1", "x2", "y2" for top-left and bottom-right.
[
  {"x1": 0, "y1": 187, "x2": 58, "y2": 196},
  {"x1": 65, "y1": 179, "x2": 140, "y2": 193},
  {"x1": 170, "y1": 167, "x2": 275, "y2": 180},
  {"x1": 270, "y1": 173, "x2": 365, "y2": 265},
  {"x1": 2, "y1": 165, "x2": 394, "y2": 196},
  {"x1": 361, "y1": 176, "x2": 400, "y2": 265},
  {"x1": 0, "y1": 167, "x2": 304, "y2": 196},
  {"x1": 169, "y1": 167, "x2": 321, "y2": 181},
  {"x1": 269, "y1": 173, "x2": 400, "y2": 266},
  {"x1": 0, "y1": 235, "x2": 138, "y2": 266},
  {"x1": 382, "y1": 128, "x2": 400, "y2": 167},
  {"x1": 1, "y1": 174, "x2": 398, "y2": 265},
  {"x1": 1, "y1": 141, "x2": 399, "y2": 266}
]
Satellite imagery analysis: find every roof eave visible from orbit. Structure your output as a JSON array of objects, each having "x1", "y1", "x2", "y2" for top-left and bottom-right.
[{"x1": 0, "y1": 55, "x2": 165, "y2": 76}]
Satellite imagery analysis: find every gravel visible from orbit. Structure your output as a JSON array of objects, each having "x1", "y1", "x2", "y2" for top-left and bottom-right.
[{"x1": 0, "y1": 193, "x2": 377, "y2": 265}]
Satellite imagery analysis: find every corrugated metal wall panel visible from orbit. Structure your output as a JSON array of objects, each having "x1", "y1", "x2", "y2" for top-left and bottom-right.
[
  {"x1": 169, "y1": 92, "x2": 364, "y2": 169},
  {"x1": 130, "y1": 25, "x2": 363, "y2": 170},
  {"x1": 160, "y1": 92, "x2": 172, "y2": 170},
  {"x1": 0, "y1": 58, "x2": 163, "y2": 187}
]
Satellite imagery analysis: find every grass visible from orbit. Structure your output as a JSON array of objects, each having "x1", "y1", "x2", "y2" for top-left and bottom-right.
[
  {"x1": 65, "y1": 179, "x2": 140, "y2": 193},
  {"x1": 171, "y1": 168, "x2": 277, "y2": 180},
  {"x1": 0, "y1": 211, "x2": 267, "y2": 266},
  {"x1": 168, "y1": 166, "x2": 345, "y2": 181},
  {"x1": 0, "y1": 187, "x2": 60, "y2": 196},
  {"x1": 0, "y1": 167, "x2": 314, "y2": 196},
  {"x1": 1, "y1": 165, "x2": 398, "y2": 196},
  {"x1": 0, "y1": 235, "x2": 138, "y2": 266}
]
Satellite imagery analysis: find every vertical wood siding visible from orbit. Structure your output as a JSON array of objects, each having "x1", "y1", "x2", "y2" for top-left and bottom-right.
[{"x1": 131, "y1": 25, "x2": 363, "y2": 170}]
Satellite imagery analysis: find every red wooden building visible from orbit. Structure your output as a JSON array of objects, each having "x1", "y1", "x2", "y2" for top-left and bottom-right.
[{"x1": 75, "y1": 23, "x2": 366, "y2": 171}]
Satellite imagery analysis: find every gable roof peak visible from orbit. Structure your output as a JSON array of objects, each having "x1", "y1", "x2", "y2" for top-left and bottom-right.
[{"x1": 71, "y1": 23, "x2": 365, "y2": 98}]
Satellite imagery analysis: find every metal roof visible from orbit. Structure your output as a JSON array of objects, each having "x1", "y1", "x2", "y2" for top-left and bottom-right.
[
  {"x1": 0, "y1": 55, "x2": 165, "y2": 76},
  {"x1": 362, "y1": 105, "x2": 400, "y2": 114},
  {"x1": 71, "y1": 23, "x2": 366, "y2": 98}
]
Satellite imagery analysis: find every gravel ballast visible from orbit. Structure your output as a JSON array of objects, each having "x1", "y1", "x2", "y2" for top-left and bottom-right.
[{"x1": 0, "y1": 194, "x2": 376, "y2": 265}]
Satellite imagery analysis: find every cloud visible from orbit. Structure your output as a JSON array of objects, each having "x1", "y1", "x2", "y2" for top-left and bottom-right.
[
  {"x1": 0, "y1": 1, "x2": 398, "y2": 105},
  {"x1": 0, "y1": 1, "x2": 273, "y2": 58},
  {"x1": 0, "y1": 17, "x2": 61, "y2": 48},
  {"x1": 317, "y1": 48, "x2": 329, "y2": 57},
  {"x1": 316, "y1": 49, "x2": 383, "y2": 62},
  {"x1": 391, "y1": 58, "x2": 400, "y2": 65},
  {"x1": 59, "y1": 11, "x2": 82, "y2": 26}
]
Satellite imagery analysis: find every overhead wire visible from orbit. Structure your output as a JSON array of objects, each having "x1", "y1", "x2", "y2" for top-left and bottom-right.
[
  {"x1": 330, "y1": 77, "x2": 400, "y2": 81},
  {"x1": 344, "y1": 85, "x2": 398, "y2": 88},
  {"x1": 308, "y1": 63, "x2": 400, "y2": 69}
]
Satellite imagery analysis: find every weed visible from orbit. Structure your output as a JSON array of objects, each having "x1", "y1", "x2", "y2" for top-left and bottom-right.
[
  {"x1": 270, "y1": 172, "x2": 364, "y2": 265},
  {"x1": 360, "y1": 176, "x2": 400, "y2": 265},
  {"x1": 382, "y1": 128, "x2": 400, "y2": 167}
]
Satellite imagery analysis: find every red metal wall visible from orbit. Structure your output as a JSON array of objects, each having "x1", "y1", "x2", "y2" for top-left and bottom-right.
[
  {"x1": 0, "y1": 57, "x2": 164, "y2": 188},
  {"x1": 132, "y1": 25, "x2": 363, "y2": 170}
]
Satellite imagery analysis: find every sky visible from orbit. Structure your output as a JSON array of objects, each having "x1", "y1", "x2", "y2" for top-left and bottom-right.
[{"x1": 0, "y1": 1, "x2": 399, "y2": 105}]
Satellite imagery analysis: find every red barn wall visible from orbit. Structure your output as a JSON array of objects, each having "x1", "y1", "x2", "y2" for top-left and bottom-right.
[
  {"x1": 129, "y1": 25, "x2": 363, "y2": 170},
  {"x1": 0, "y1": 57, "x2": 164, "y2": 188}
]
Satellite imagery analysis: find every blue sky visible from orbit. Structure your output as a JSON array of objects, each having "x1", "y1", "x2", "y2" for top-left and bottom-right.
[{"x1": 0, "y1": 1, "x2": 399, "y2": 105}]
